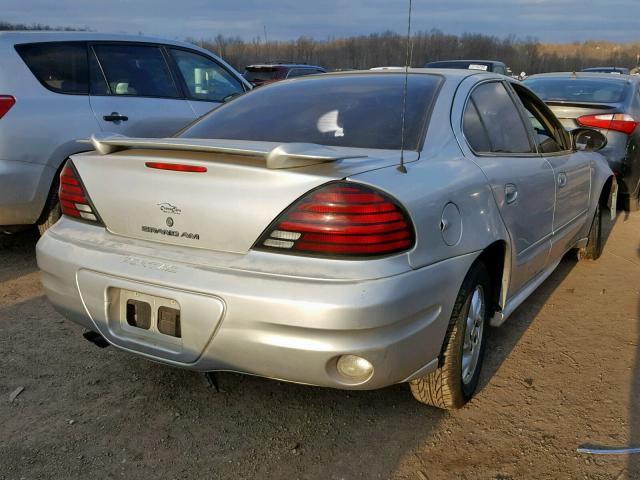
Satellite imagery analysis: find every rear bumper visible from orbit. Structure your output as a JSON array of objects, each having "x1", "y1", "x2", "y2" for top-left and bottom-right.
[
  {"x1": 0, "y1": 159, "x2": 55, "y2": 226},
  {"x1": 36, "y1": 219, "x2": 478, "y2": 390}
]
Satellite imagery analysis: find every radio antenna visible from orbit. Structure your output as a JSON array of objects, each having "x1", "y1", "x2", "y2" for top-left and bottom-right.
[{"x1": 398, "y1": 0, "x2": 413, "y2": 174}]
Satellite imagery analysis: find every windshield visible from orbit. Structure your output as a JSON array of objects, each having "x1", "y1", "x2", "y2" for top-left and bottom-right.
[
  {"x1": 524, "y1": 77, "x2": 630, "y2": 104},
  {"x1": 180, "y1": 74, "x2": 442, "y2": 151}
]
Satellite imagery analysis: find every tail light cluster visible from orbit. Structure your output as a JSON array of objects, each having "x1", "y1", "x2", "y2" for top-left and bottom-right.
[
  {"x1": 59, "y1": 161, "x2": 103, "y2": 224},
  {"x1": 255, "y1": 182, "x2": 415, "y2": 258},
  {"x1": 578, "y1": 113, "x2": 639, "y2": 135},
  {"x1": 0, "y1": 95, "x2": 15, "y2": 119}
]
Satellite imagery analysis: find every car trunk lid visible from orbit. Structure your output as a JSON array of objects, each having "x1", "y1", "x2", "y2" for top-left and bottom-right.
[
  {"x1": 70, "y1": 137, "x2": 413, "y2": 254},
  {"x1": 545, "y1": 100, "x2": 620, "y2": 131}
]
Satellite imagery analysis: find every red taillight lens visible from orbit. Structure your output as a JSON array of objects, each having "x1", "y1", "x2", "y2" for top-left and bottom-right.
[
  {"x1": 577, "y1": 113, "x2": 639, "y2": 135},
  {"x1": 0, "y1": 95, "x2": 15, "y2": 119},
  {"x1": 145, "y1": 162, "x2": 207, "y2": 173},
  {"x1": 59, "y1": 161, "x2": 103, "y2": 224},
  {"x1": 254, "y1": 182, "x2": 415, "y2": 258}
]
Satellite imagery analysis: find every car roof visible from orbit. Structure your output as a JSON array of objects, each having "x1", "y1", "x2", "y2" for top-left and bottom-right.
[
  {"x1": 0, "y1": 31, "x2": 200, "y2": 50},
  {"x1": 322, "y1": 68, "x2": 502, "y2": 81},
  {"x1": 425, "y1": 59, "x2": 505, "y2": 66},
  {"x1": 582, "y1": 66, "x2": 629, "y2": 71},
  {"x1": 525, "y1": 71, "x2": 639, "y2": 84},
  {"x1": 246, "y1": 63, "x2": 325, "y2": 69}
]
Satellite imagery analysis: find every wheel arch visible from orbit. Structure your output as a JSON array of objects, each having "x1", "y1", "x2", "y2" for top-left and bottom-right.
[{"x1": 473, "y1": 239, "x2": 510, "y2": 319}]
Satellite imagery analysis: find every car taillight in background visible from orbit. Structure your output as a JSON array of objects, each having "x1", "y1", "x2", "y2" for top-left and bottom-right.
[
  {"x1": 59, "y1": 161, "x2": 103, "y2": 224},
  {"x1": 255, "y1": 182, "x2": 415, "y2": 258},
  {"x1": 578, "y1": 113, "x2": 640, "y2": 135},
  {"x1": 0, "y1": 95, "x2": 15, "y2": 119}
]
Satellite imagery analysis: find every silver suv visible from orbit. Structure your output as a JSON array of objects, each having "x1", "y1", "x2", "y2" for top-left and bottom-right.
[{"x1": 0, "y1": 32, "x2": 250, "y2": 234}]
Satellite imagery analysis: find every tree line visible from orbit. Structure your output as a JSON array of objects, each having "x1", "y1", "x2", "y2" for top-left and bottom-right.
[
  {"x1": 1, "y1": 20, "x2": 637, "y2": 74},
  {"x1": 0, "y1": 20, "x2": 88, "y2": 32},
  {"x1": 198, "y1": 30, "x2": 640, "y2": 74}
]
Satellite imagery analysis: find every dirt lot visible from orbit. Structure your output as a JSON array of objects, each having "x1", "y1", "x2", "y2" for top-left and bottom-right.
[{"x1": 1, "y1": 212, "x2": 639, "y2": 480}]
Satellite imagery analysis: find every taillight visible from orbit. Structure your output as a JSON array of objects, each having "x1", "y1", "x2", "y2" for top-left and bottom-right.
[
  {"x1": 145, "y1": 162, "x2": 207, "y2": 173},
  {"x1": 254, "y1": 182, "x2": 415, "y2": 258},
  {"x1": 59, "y1": 161, "x2": 103, "y2": 224},
  {"x1": 578, "y1": 113, "x2": 639, "y2": 135},
  {"x1": 0, "y1": 95, "x2": 15, "y2": 119}
]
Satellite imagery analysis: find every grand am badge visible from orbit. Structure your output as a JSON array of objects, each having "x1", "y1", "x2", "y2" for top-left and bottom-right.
[{"x1": 142, "y1": 225, "x2": 200, "y2": 240}]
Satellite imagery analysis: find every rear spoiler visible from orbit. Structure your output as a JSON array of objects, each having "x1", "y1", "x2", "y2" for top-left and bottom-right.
[{"x1": 81, "y1": 133, "x2": 367, "y2": 169}]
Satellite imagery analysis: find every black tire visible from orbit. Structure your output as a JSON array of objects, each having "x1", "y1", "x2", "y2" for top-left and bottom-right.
[
  {"x1": 36, "y1": 177, "x2": 60, "y2": 235},
  {"x1": 410, "y1": 261, "x2": 492, "y2": 409},
  {"x1": 577, "y1": 202, "x2": 604, "y2": 260}
]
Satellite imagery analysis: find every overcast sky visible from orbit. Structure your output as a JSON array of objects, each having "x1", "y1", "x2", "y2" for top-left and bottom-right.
[{"x1": 2, "y1": 0, "x2": 639, "y2": 43}]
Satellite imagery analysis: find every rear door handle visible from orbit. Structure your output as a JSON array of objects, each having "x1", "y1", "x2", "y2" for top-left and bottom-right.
[
  {"x1": 505, "y1": 183, "x2": 518, "y2": 204},
  {"x1": 557, "y1": 172, "x2": 568, "y2": 188},
  {"x1": 103, "y1": 112, "x2": 128, "y2": 122}
]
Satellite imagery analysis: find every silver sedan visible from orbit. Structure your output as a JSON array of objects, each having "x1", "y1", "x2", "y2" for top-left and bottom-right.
[{"x1": 36, "y1": 69, "x2": 615, "y2": 409}]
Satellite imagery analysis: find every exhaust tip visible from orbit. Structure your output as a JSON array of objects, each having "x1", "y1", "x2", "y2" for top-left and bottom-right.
[{"x1": 82, "y1": 330, "x2": 110, "y2": 348}]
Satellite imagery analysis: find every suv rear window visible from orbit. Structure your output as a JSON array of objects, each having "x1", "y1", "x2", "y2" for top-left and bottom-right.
[
  {"x1": 524, "y1": 77, "x2": 630, "y2": 104},
  {"x1": 16, "y1": 42, "x2": 88, "y2": 94},
  {"x1": 181, "y1": 74, "x2": 442, "y2": 151}
]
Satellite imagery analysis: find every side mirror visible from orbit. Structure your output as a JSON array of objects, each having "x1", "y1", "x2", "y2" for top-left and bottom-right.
[{"x1": 571, "y1": 128, "x2": 607, "y2": 152}]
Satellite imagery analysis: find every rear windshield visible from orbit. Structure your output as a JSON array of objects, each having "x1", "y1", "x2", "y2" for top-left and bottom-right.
[
  {"x1": 243, "y1": 68, "x2": 280, "y2": 82},
  {"x1": 524, "y1": 77, "x2": 630, "y2": 104},
  {"x1": 180, "y1": 74, "x2": 442, "y2": 150}
]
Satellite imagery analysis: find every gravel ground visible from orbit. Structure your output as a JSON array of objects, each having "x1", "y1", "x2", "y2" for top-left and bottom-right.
[{"x1": 0, "y1": 212, "x2": 639, "y2": 480}]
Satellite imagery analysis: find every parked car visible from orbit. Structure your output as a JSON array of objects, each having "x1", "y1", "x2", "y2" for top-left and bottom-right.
[
  {"x1": 582, "y1": 67, "x2": 630, "y2": 75},
  {"x1": 0, "y1": 32, "x2": 250, "y2": 235},
  {"x1": 425, "y1": 60, "x2": 509, "y2": 75},
  {"x1": 524, "y1": 72, "x2": 640, "y2": 210},
  {"x1": 37, "y1": 69, "x2": 615, "y2": 409},
  {"x1": 243, "y1": 63, "x2": 326, "y2": 86}
]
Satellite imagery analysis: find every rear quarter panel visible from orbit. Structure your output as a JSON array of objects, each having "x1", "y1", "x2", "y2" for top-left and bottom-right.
[{"x1": 349, "y1": 75, "x2": 510, "y2": 271}]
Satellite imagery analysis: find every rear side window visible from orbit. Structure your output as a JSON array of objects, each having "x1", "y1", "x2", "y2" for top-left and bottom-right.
[
  {"x1": 524, "y1": 77, "x2": 629, "y2": 104},
  {"x1": 169, "y1": 49, "x2": 243, "y2": 102},
  {"x1": 462, "y1": 100, "x2": 491, "y2": 153},
  {"x1": 16, "y1": 42, "x2": 88, "y2": 94},
  {"x1": 467, "y1": 82, "x2": 532, "y2": 154},
  {"x1": 92, "y1": 44, "x2": 179, "y2": 98},
  {"x1": 181, "y1": 74, "x2": 442, "y2": 151}
]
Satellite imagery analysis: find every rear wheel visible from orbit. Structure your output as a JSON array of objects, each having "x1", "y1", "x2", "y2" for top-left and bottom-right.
[
  {"x1": 36, "y1": 177, "x2": 60, "y2": 235},
  {"x1": 410, "y1": 262, "x2": 491, "y2": 409}
]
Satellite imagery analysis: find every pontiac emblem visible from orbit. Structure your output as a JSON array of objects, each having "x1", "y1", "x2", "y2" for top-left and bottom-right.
[{"x1": 157, "y1": 203, "x2": 181, "y2": 215}]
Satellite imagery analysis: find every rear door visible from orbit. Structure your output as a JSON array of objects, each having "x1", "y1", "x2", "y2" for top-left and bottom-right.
[
  {"x1": 459, "y1": 80, "x2": 556, "y2": 295},
  {"x1": 88, "y1": 43, "x2": 196, "y2": 137},
  {"x1": 166, "y1": 47, "x2": 246, "y2": 118},
  {"x1": 509, "y1": 83, "x2": 592, "y2": 258}
]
